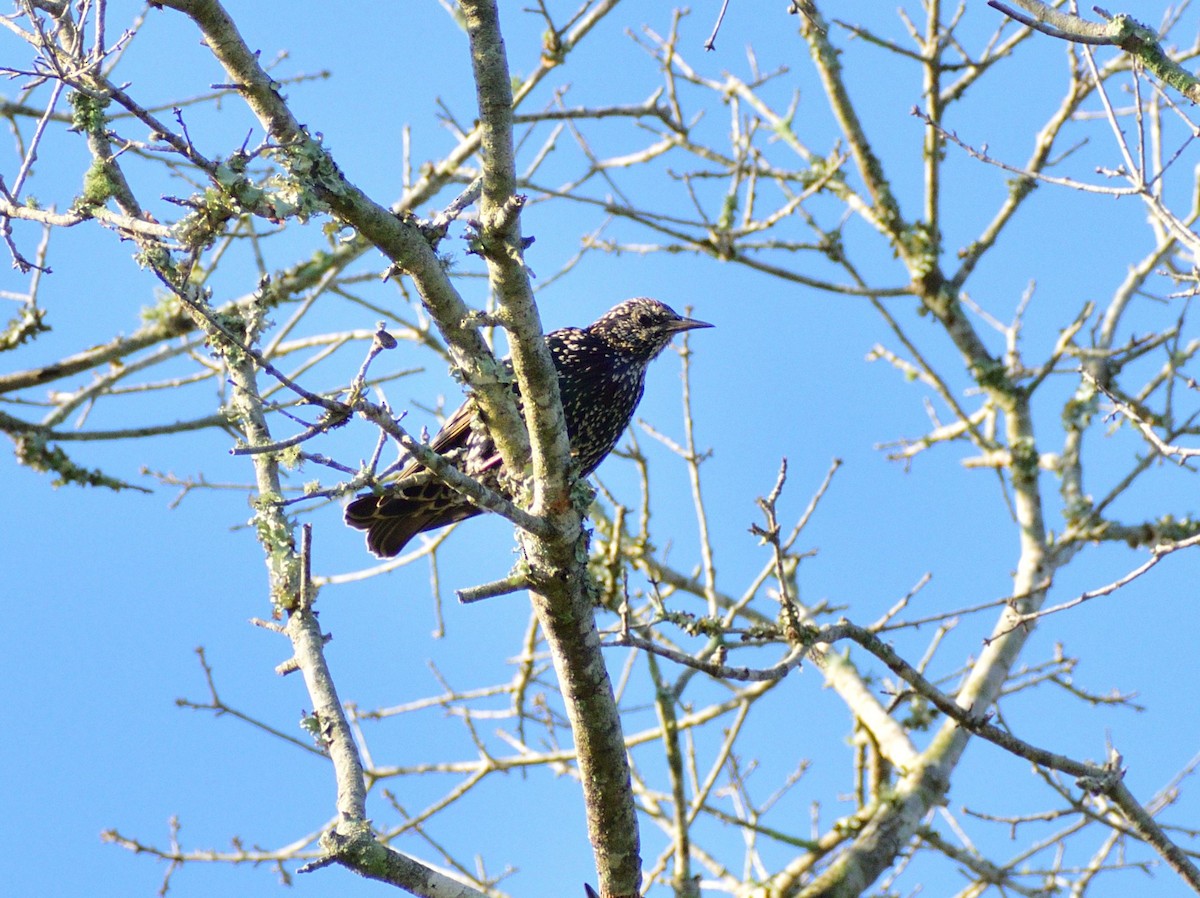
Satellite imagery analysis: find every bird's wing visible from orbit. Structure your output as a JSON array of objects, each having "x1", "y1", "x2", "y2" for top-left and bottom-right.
[
  {"x1": 388, "y1": 396, "x2": 476, "y2": 480},
  {"x1": 395, "y1": 386, "x2": 514, "y2": 480},
  {"x1": 429, "y1": 395, "x2": 477, "y2": 454}
]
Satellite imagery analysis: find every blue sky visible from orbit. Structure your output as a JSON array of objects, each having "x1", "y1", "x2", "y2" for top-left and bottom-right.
[{"x1": 3, "y1": 3, "x2": 1199, "y2": 897}]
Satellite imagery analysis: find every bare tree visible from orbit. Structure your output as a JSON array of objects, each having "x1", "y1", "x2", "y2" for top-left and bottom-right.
[{"x1": 4, "y1": 2, "x2": 1200, "y2": 897}]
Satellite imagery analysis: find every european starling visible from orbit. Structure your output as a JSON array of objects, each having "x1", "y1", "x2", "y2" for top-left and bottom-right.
[{"x1": 346, "y1": 298, "x2": 712, "y2": 557}]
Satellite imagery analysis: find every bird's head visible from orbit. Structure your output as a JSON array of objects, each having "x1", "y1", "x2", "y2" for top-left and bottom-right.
[{"x1": 588, "y1": 298, "x2": 712, "y2": 361}]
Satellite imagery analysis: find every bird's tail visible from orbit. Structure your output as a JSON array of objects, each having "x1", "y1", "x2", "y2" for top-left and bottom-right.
[
  {"x1": 345, "y1": 494, "x2": 429, "y2": 558},
  {"x1": 345, "y1": 490, "x2": 481, "y2": 558}
]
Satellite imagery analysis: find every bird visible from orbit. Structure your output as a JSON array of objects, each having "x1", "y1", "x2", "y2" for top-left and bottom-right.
[{"x1": 346, "y1": 298, "x2": 712, "y2": 557}]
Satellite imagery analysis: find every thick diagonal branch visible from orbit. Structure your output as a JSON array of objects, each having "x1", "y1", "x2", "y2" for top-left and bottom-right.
[{"x1": 460, "y1": 4, "x2": 641, "y2": 897}]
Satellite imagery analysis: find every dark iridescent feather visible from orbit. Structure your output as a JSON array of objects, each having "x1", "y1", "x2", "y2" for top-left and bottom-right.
[{"x1": 346, "y1": 298, "x2": 711, "y2": 557}]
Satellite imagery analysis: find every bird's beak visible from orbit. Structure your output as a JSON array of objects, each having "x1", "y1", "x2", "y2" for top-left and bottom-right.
[{"x1": 669, "y1": 315, "x2": 713, "y2": 333}]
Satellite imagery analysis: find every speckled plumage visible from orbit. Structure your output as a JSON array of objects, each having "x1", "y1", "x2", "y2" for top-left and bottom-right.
[{"x1": 346, "y1": 299, "x2": 712, "y2": 557}]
